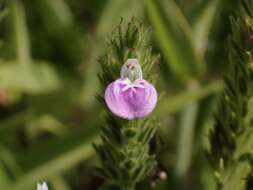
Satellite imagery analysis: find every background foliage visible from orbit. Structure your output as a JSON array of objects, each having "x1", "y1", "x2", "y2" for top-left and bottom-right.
[{"x1": 0, "y1": 0, "x2": 250, "y2": 189}]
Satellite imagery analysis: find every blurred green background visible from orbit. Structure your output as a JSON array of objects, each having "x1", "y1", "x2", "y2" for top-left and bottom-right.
[{"x1": 0, "y1": 0, "x2": 238, "y2": 189}]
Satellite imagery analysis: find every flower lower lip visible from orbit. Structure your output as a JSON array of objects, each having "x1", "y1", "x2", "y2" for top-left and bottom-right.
[{"x1": 105, "y1": 78, "x2": 157, "y2": 120}]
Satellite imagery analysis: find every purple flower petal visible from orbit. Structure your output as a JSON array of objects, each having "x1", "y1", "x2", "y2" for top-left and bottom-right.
[{"x1": 105, "y1": 78, "x2": 157, "y2": 120}]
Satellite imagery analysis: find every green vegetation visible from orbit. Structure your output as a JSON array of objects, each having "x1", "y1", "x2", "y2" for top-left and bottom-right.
[{"x1": 0, "y1": 0, "x2": 252, "y2": 189}]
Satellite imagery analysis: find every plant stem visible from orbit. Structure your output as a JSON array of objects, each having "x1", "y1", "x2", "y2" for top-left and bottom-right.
[
  {"x1": 175, "y1": 81, "x2": 199, "y2": 178},
  {"x1": 9, "y1": 0, "x2": 31, "y2": 66}
]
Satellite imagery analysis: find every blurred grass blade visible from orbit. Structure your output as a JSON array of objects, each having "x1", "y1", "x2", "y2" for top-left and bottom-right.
[
  {"x1": 175, "y1": 101, "x2": 198, "y2": 177},
  {"x1": 145, "y1": 0, "x2": 204, "y2": 80},
  {"x1": 33, "y1": 0, "x2": 74, "y2": 31},
  {"x1": 155, "y1": 80, "x2": 223, "y2": 116},
  {"x1": 9, "y1": 0, "x2": 30, "y2": 65},
  {"x1": 28, "y1": 114, "x2": 65, "y2": 136},
  {"x1": 51, "y1": 176, "x2": 71, "y2": 190},
  {"x1": 0, "y1": 146, "x2": 23, "y2": 178},
  {"x1": 145, "y1": 0, "x2": 188, "y2": 78},
  {"x1": 1, "y1": 134, "x2": 99, "y2": 190},
  {"x1": 96, "y1": 0, "x2": 143, "y2": 36},
  {"x1": 1, "y1": 0, "x2": 61, "y2": 94},
  {"x1": 0, "y1": 61, "x2": 60, "y2": 94},
  {"x1": 159, "y1": 0, "x2": 192, "y2": 46},
  {"x1": 16, "y1": 119, "x2": 99, "y2": 170},
  {"x1": 192, "y1": 0, "x2": 220, "y2": 59},
  {"x1": 41, "y1": 0, "x2": 73, "y2": 27}
]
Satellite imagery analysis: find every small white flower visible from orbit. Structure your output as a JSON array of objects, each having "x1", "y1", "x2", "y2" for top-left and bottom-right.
[{"x1": 37, "y1": 182, "x2": 48, "y2": 190}]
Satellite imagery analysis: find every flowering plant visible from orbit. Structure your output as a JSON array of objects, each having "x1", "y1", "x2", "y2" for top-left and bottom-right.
[
  {"x1": 208, "y1": 1, "x2": 253, "y2": 190},
  {"x1": 94, "y1": 20, "x2": 159, "y2": 190}
]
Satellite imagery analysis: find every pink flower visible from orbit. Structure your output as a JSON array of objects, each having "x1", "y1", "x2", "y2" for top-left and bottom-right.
[{"x1": 105, "y1": 59, "x2": 157, "y2": 120}]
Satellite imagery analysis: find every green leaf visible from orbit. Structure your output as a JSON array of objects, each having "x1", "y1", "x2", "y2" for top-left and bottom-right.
[
  {"x1": 145, "y1": 0, "x2": 204, "y2": 80},
  {"x1": 192, "y1": 0, "x2": 220, "y2": 59},
  {"x1": 155, "y1": 80, "x2": 224, "y2": 116},
  {"x1": 35, "y1": 0, "x2": 74, "y2": 29},
  {"x1": 0, "y1": 146, "x2": 23, "y2": 178},
  {"x1": 0, "y1": 62, "x2": 61, "y2": 94},
  {"x1": 1, "y1": 129, "x2": 99, "y2": 190},
  {"x1": 175, "y1": 97, "x2": 199, "y2": 177},
  {"x1": 3, "y1": 0, "x2": 61, "y2": 94},
  {"x1": 8, "y1": 0, "x2": 31, "y2": 65}
]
